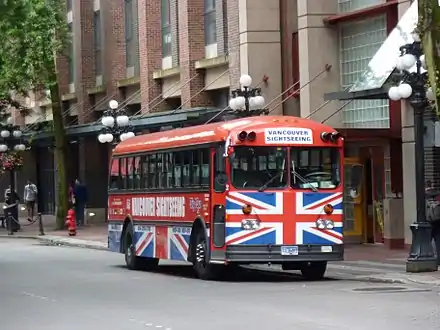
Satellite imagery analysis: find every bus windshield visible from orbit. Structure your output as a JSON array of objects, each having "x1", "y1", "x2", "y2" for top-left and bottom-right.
[
  {"x1": 291, "y1": 147, "x2": 340, "y2": 189},
  {"x1": 231, "y1": 146, "x2": 288, "y2": 189}
]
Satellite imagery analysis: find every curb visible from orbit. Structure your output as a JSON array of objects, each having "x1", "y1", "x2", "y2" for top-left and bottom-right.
[{"x1": 37, "y1": 236, "x2": 109, "y2": 251}]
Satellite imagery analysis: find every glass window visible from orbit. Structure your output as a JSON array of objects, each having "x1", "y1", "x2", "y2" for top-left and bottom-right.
[
  {"x1": 231, "y1": 147, "x2": 287, "y2": 189},
  {"x1": 127, "y1": 157, "x2": 134, "y2": 189},
  {"x1": 157, "y1": 153, "x2": 165, "y2": 188},
  {"x1": 109, "y1": 158, "x2": 120, "y2": 190},
  {"x1": 149, "y1": 154, "x2": 158, "y2": 188},
  {"x1": 182, "y1": 151, "x2": 191, "y2": 187},
  {"x1": 94, "y1": 11, "x2": 102, "y2": 76},
  {"x1": 291, "y1": 148, "x2": 341, "y2": 190},
  {"x1": 124, "y1": 0, "x2": 133, "y2": 41},
  {"x1": 204, "y1": 0, "x2": 216, "y2": 45},
  {"x1": 174, "y1": 152, "x2": 182, "y2": 187},
  {"x1": 191, "y1": 150, "x2": 201, "y2": 186},
  {"x1": 141, "y1": 155, "x2": 149, "y2": 188},
  {"x1": 201, "y1": 148, "x2": 210, "y2": 186},
  {"x1": 133, "y1": 156, "x2": 141, "y2": 189},
  {"x1": 120, "y1": 158, "x2": 128, "y2": 189},
  {"x1": 339, "y1": 15, "x2": 388, "y2": 128},
  {"x1": 67, "y1": 23, "x2": 74, "y2": 84},
  {"x1": 161, "y1": 0, "x2": 171, "y2": 57}
]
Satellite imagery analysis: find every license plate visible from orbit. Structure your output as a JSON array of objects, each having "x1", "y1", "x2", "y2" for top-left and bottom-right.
[{"x1": 281, "y1": 245, "x2": 298, "y2": 256}]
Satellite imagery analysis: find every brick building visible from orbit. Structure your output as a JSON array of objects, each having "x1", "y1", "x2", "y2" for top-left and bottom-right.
[{"x1": 10, "y1": 0, "x2": 429, "y2": 248}]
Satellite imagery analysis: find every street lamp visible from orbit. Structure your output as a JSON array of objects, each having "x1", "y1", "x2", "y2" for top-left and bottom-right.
[
  {"x1": 387, "y1": 33, "x2": 438, "y2": 273},
  {"x1": 97, "y1": 100, "x2": 135, "y2": 145},
  {"x1": 228, "y1": 74, "x2": 267, "y2": 117},
  {"x1": 0, "y1": 116, "x2": 26, "y2": 235}
]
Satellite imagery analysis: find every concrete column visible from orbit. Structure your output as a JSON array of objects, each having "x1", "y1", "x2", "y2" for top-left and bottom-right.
[
  {"x1": 238, "y1": 0, "x2": 282, "y2": 114},
  {"x1": 297, "y1": 0, "x2": 340, "y2": 124}
]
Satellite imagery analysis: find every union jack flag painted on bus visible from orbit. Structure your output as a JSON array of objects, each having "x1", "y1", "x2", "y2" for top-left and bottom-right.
[
  {"x1": 296, "y1": 192, "x2": 343, "y2": 215},
  {"x1": 134, "y1": 225, "x2": 155, "y2": 257},
  {"x1": 226, "y1": 192, "x2": 283, "y2": 215},
  {"x1": 296, "y1": 222, "x2": 343, "y2": 245},
  {"x1": 225, "y1": 222, "x2": 283, "y2": 245},
  {"x1": 169, "y1": 226, "x2": 191, "y2": 261}
]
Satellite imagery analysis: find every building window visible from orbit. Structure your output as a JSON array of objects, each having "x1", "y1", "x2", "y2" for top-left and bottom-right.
[
  {"x1": 67, "y1": 23, "x2": 74, "y2": 84},
  {"x1": 204, "y1": 0, "x2": 216, "y2": 46},
  {"x1": 339, "y1": 15, "x2": 388, "y2": 128},
  {"x1": 94, "y1": 11, "x2": 102, "y2": 76},
  {"x1": 161, "y1": 0, "x2": 171, "y2": 57},
  {"x1": 338, "y1": 0, "x2": 382, "y2": 12},
  {"x1": 124, "y1": 0, "x2": 137, "y2": 68}
]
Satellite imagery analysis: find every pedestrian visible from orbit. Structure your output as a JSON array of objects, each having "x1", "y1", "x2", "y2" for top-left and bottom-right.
[
  {"x1": 4, "y1": 186, "x2": 20, "y2": 231},
  {"x1": 23, "y1": 180, "x2": 38, "y2": 222},
  {"x1": 73, "y1": 179, "x2": 88, "y2": 226},
  {"x1": 68, "y1": 182, "x2": 75, "y2": 208}
]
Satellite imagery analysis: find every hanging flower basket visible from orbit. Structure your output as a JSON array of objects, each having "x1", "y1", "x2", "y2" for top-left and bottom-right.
[{"x1": 0, "y1": 151, "x2": 23, "y2": 175}]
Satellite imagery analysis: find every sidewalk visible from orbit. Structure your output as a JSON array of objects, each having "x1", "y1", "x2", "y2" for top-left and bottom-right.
[{"x1": 2, "y1": 220, "x2": 440, "y2": 286}]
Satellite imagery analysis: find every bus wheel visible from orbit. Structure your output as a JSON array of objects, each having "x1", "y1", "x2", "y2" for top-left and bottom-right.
[
  {"x1": 123, "y1": 224, "x2": 158, "y2": 271},
  {"x1": 192, "y1": 229, "x2": 219, "y2": 280},
  {"x1": 300, "y1": 261, "x2": 327, "y2": 281}
]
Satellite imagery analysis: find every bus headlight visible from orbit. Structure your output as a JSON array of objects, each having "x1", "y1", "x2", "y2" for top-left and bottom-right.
[
  {"x1": 241, "y1": 219, "x2": 260, "y2": 230},
  {"x1": 316, "y1": 219, "x2": 334, "y2": 230}
]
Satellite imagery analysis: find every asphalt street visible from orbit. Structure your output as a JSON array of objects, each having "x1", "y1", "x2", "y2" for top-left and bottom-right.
[{"x1": 0, "y1": 239, "x2": 439, "y2": 330}]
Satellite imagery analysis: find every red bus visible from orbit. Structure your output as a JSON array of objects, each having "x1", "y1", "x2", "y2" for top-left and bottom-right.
[{"x1": 107, "y1": 115, "x2": 344, "y2": 280}]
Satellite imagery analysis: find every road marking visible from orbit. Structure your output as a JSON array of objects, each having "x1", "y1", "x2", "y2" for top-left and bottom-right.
[
  {"x1": 129, "y1": 317, "x2": 171, "y2": 329},
  {"x1": 22, "y1": 292, "x2": 56, "y2": 302}
]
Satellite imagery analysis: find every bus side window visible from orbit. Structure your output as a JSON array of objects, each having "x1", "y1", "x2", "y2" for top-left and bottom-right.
[
  {"x1": 214, "y1": 146, "x2": 226, "y2": 192},
  {"x1": 174, "y1": 152, "x2": 182, "y2": 187},
  {"x1": 133, "y1": 156, "x2": 141, "y2": 189},
  {"x1": 191, "y1": 149, "x2": 201, "y2": 186},
  {"x1": 141, "y1": 155, "x2": 149, "y2": 189},
  {"x1": 182, "y1": 151, "x2": 191, "y2": 187},
  {"x1": 127, "y1": 157, "x2": 134, "y2": 190},
  {"x1": 121, "y1": 158, "x2": 128, "y2": 189},
  {"x1": 150, "y1": 154, "x2": 158, "y2": 188},
  {"x1": 109, "y1": 158, "x2": 120, "y2": 190},
  {"x1": 201, "y1": 148, "x2": 210, "y2": 186}
]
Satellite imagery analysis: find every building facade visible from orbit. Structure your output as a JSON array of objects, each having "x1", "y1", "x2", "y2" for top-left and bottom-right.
[{"x1": 9, "y1": 0, "x2": 430, "y2": 248}]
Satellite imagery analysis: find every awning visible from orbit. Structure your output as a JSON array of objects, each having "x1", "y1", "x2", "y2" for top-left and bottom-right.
[
  {"x1": 27, "y1": 106, "x2": 222, "y2": 142},
  {"x1": 324, "y1": 1, "x2": 419, "y2": 101}
]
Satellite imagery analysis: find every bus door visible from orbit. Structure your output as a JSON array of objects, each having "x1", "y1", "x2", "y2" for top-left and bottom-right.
[
  {"x1": 210, "y1": 145, "x2": 228, "y2": 255},
  {"x1": 343, "y1": 158, "x2": 364, "y2": 242}
]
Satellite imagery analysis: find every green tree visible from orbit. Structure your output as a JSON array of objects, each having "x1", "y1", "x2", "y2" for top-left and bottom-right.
[
  {"x1": 418, "y1": 0, "x2": 440, "y2": 115},
  {"x1": 0, "y1": 0, "x2": 69, "y2": 228}
]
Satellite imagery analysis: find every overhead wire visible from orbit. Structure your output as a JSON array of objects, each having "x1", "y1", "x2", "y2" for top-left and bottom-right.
[
  {"x1": 267, "y1": 64, "x2": 332, "y2": 114},
  {"x1": 204, "y1": 79, "x2": 266, "y2": 125}
]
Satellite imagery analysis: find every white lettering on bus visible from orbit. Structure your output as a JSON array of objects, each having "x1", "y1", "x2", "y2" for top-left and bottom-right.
[
  {"x1": 131, "y1": 196, "x2": 185, "y2": 218},
  {"x1": 264, "y1": 127, "x2": 313, "y2": 145}
]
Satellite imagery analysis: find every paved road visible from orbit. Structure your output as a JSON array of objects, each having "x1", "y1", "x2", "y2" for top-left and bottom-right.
[{"x1": 1, "y1": 239, "x2": 439, "y2": 330}]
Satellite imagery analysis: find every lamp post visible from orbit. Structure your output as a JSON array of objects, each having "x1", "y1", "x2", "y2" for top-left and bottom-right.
[
  {"x1": 387, "y1": 32, "x2": 438, "y2": 272},
  {"x1": 228, "y1": 74, "x2": 267, "y2": 117},
  {"x1": 97, "y1": 100, "x2": 135, "y2": 145},
  {"x1": 0, "y1": 116, "x2": 26, "y2": 235}
]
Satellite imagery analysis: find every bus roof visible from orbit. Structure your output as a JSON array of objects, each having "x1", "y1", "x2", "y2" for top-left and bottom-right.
[{"x1": 113, "y1": 115, "x2": 340, "y2": 156}]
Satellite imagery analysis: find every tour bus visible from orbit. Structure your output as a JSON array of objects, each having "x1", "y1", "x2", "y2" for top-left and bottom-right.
[{"x1": 107, "y1": 116, "x2": 344, "y2": 280}]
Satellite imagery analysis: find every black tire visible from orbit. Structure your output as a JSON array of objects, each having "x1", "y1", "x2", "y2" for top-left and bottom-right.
[
  {"x1": 192, "y1": 228, "x2": 220, "y2": 280},
  {"x1": 123, "y1": 223, "x2": 159, "y2": 271},
  {"x1": 300, "y1": 261, "x2": 327, "y2": 281}
]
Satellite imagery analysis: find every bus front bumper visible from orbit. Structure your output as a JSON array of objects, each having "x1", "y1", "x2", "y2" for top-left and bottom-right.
[{"x1": 224, "y1": 244, "x2": 344, "y2": 264}]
